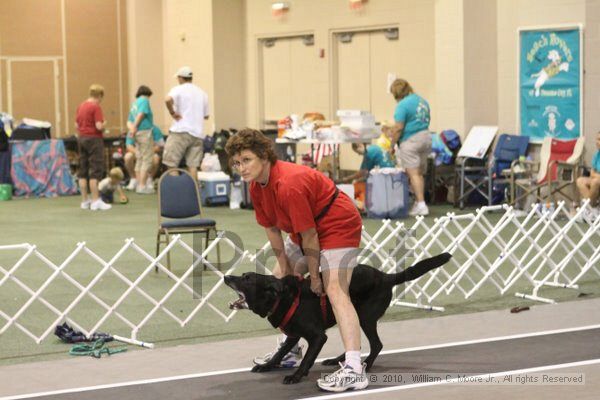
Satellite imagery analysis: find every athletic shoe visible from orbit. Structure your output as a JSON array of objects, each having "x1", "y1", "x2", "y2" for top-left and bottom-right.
[
  {"x1": 146, "y1": 177, "x2": 154, "y2": 188},
  {"x1": 90, "y1": 199, "x2": 112, "y2": 211},
  {"x1": 253, "y1": 339, "x2": 303, "y2": 368},
  {"x1": 583, "y1": 207, "x2": 598, "y2": 224},
  {"x1": 80, "y1": 199, "x2": 91, "y2": 210},
  {"x1": 409, "y1": 202, "x2": 429, "y2": 216},
  {"x1": 126, "y1": 178, "x2": 137, "y2": 191},
  {"x1": 136, "y1": 185, "x2": 155, "y2": 194},
  {"x1": 317, "y1": 362, "x2": 369, "y2": 392}
]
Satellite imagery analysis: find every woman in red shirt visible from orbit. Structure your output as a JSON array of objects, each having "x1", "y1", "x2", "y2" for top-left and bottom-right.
[
  {"x1": 75, "y1": 84, "x2": 110, "y2": 211},
  {"x1": 226, "y1": 129, "x2": 368, "y2": 392}
]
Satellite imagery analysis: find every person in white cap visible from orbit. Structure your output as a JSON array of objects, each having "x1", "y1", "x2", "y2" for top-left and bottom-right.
[{"x1": 163, "y1": 66, "x2": 209, "y2": 176}]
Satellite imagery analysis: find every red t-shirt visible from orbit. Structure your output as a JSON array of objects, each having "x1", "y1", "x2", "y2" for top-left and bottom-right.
[
  {"x1": 250, "y1": 160, "x2": 362, "y2": 249},
  {"x1": 76, "y1": 100, "x2": 104, "y2": 137}
]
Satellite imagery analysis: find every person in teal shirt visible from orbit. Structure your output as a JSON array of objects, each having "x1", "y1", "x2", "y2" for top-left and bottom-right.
[
  {"x1": 124, "y1": 125, "x2": 164, "y2": 191},
  {"x1": 576, "y1": 131, "x2": 600, "y2": 219},
  {"x1": 339, "y1": 133, "x2": 395, "y2": 184},
  {"x1": 389, "y1": 79, "x2": 432, "y2": 217},
  {"x1": 126, "y1": 85, "x2": 155, "y2": 193}
]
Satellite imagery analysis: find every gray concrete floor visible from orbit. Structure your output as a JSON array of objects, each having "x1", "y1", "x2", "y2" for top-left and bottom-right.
[{"x1": 1, "y1": 297, "x2": 599, "y2": 399}]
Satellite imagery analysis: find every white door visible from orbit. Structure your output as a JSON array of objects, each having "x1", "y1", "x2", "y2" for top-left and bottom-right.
[
  {"x1": 369, "y1": 31, "x2": 402, "y2": 123},
  {"x1": 334, "y1": 29, "x2": 401, "y2": 170},
  {"x1": 261, "y1": 39, "x2": 291, "y2": 125},
  {"x1": 260, "y1": 35, "x2": 318, "y2": 127}
]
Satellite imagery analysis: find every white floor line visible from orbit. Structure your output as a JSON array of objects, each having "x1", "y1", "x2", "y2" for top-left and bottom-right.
[
  {"x1": 300, "y1": 358, "x2": 600, "y2": 400},
  {"x1": 375, "y1": 322, "x2": 600, "y2": 357},
  {"x1": 2, "y1": 323, "x2": 599, "y2": 400}
]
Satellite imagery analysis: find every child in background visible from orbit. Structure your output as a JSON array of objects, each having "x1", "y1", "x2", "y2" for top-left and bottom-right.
[
  {"x1": 338, "y1": 130, "x2": 395, "y2": 211},
  {"x1": 98, "y1": 167, "x2": 128, "y2": 205}
]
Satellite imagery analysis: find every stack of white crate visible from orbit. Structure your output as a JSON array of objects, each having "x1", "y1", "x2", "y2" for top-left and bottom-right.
[{"x1": 335, "y1": 110, "x2": 380, "y2": 141}]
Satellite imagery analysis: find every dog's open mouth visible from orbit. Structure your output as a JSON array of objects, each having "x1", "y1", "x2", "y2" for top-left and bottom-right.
[{"x1": 229, "y1": 291, "x2": 248, "y2": 310}]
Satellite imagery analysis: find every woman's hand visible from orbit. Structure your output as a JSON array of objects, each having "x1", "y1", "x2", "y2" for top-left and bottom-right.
[{"x1": 310, "y1": 275, "x2": 324, "y2": 296}]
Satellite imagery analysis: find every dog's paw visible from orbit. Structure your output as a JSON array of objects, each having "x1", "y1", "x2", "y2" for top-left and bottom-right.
[
  {"x1": 251, "y1": 364, "x2": 273, "y2": 373},
  {"x1": 283, "y1": 374, "x2": 302, "y2": 384}
]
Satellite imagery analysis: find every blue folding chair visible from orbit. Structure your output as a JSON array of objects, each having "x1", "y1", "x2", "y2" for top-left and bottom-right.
[
  {"x1": 457, "y1": 133, "x2": 529, "y2": 208},
  {"x1": 492, "y1": 134, "x2": 530, "y2": 177},
  {"x1": 156, "y1": 168, "x2": 220, "y2": 270},
  {"x1": 490, "y1": 134, "x2": 529, "y2": 204}
]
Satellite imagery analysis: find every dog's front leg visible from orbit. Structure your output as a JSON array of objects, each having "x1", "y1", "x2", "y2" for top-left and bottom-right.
[
  {"x1": 251, "y1": 336, "x2": 300, "y2": 373},
  {"x1": 283, "y1": 334, "x2": 327, "y2": 384}
]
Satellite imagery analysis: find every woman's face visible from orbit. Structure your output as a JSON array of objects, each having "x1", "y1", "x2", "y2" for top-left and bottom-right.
[
  {"x1": 596, "y1": 133, "x2": 600, "y2": 149},
  {"x1": 231, "y1": 149, "x2": 269, "y2": 182}
]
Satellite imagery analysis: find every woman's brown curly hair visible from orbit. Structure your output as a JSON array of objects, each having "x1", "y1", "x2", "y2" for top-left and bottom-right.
[
  {"x1": 390, "y1": 78, "x2": 413, "y2": 101},
  {"x1": 225, "y1": 128, "x2": 278, "y2": 165}
]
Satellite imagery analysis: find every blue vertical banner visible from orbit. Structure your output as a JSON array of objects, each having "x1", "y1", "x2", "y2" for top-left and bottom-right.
[{"x1": 520, "y1": 27, "x2": 582, "y2": 141}]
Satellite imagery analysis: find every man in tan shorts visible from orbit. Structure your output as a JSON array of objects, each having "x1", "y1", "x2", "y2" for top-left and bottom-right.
[{"x1": 164, "y1": 66, "x2": 210, "y2": 176}]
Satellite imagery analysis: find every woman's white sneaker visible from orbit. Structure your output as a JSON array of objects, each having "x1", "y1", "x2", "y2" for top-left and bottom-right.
[
  {"x1": 136, "y1": 185, "x2": 155, "y2": 194},
  {"x1": 126, "y1": 179, "x2": 137, "y2": 191},
  {"x1": 317, "y1": 362, "x2": 368, "y2": 392},
  {"x1": 90, "y1": 199, "x2": 112, "y2": 211},
  {"x1": 409, "y1": 202, "x2": 429, "y2": 216},
  {"x1": 253, "y1": 339, "x2": 303, "y2": 368}
]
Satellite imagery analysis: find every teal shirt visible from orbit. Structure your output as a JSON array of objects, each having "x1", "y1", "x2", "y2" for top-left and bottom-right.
[
  {"x1": 127, "y1": 96, "x2": 153, "y2": 131},
  {"x1": 360, "y1": 145, "x2": 395, "y2": 171},
  {"x1": 394, "y1": 93, "x2": 431, "y2": 142},
  {"x1": 592, "y1": 150, "x2": 600, "y2": 173},
  {"x1": 126, "y1": 125, "x2": 164, "y2": 146}
]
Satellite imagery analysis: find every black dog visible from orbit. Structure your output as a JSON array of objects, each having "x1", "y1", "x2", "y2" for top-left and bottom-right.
[{"x1": 224, "y1": 253, "x2": 451, "y2": 384}]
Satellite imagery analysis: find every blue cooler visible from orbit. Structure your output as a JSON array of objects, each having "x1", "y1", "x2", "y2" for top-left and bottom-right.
[{"x1": 197, "y1": 171, "x2": 230, "y2": 206}]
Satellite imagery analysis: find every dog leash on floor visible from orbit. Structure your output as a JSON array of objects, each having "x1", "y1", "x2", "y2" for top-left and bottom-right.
[{"x1": 69, "y1": 338, "x2": 128, "y2": 358}]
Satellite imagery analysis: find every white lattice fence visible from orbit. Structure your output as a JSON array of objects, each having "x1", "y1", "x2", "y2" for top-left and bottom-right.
[
  {"x1": 0, "y1": 232, "x2": 247, "y2": 343},
  {"x1": 1, "y1": 201, "x2": 599, "y2": 344},
  {"x1": 358, "y1": 201, "x2": 600, "y2": 310}
]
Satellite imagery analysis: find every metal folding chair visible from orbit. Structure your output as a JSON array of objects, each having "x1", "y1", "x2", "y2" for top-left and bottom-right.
[
  {"x1": 455, "y1": 126, "x2": 498, "y2": 209},
  {"x1": 156, "y1": 168, "x2": 220, "y2": 270},
  {"x1": 509, "y1": 137, "x2": 584, "y2": 205}
]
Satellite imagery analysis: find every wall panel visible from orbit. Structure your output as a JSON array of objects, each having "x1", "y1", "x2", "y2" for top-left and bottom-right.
[
  {"x1": 65, "y1": 0, "x2": 127, "y2": 136},
  {"x1": 0, "y1": 0, "x2": 62, "y2": 57},
  {"x1": 10, "y1": 61, "x2": 57, "y2": 128}
]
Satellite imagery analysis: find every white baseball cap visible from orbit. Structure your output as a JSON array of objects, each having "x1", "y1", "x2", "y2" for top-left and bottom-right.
[{"x1": 174, "y1": 66, "x2": 193, "y2": 78}]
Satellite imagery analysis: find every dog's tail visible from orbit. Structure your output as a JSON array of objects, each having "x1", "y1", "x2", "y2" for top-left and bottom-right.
[{"x1": 388, "y1": 253, "x2": 452, "y2": 286}]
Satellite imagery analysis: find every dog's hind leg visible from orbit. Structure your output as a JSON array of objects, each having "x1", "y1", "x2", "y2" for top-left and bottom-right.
[
  {"x1": 321, "y1": 353, "x2": 345, "y2": 366},
  {"x1": 360, "y1": 319, "x2": 382, "y2": 372}
]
